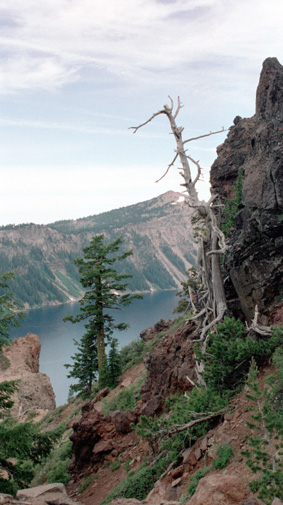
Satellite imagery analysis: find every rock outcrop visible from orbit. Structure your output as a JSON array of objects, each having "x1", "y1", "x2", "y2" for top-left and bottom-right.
[
  {"x1": 210, "y1": 57, "x2": 283, "y2": 321},
  {"x1": 1, "y1": 333, "x2": 56, "y2": 417},
  {"x1": 138, "y1": 320, "x2": 197, "y2": 417},
  {"x1": 69, "y1": 406, "x2": 140, "y2": 474}
]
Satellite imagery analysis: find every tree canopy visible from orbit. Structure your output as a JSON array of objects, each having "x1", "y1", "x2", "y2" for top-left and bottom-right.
[{"x1": 64, "y1": 234, "x2": 142, "y2": 396}]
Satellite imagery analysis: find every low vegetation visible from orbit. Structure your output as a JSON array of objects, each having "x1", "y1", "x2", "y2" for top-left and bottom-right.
[
  {"x1": 101, "y1": 317, "x2": 283, "y2": 504},
  {"x1": 102, "y1": 374, "x2": 146, "y2": 416}
]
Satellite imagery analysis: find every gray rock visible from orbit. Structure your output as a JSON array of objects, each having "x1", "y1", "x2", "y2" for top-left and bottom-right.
[{"x1": 16, "y1": 483, "x2": 82, "y2": 505}]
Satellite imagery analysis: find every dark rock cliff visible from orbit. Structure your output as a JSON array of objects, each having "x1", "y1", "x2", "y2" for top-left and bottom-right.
[{"x1": 211, "y1": 57, "x2": 283, "y2": 321}]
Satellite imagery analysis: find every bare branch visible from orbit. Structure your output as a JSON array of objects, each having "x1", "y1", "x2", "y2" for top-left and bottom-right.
[
  {"x1": 155, "y1": 152, "x2": 178, "y2": 183},
  {"x1": 168, "y1": 95, "x2": 174, "y2": 112},
  {"x1": 199, "y1": 304, "x2": 226, "y2": 340},
  {"x1": 173, "y1": 96, "x2": 183, "y2": 119},
  {"x1": 246, "y1": 305, "x2": 272, "y2": 336},
  {"x1": 159, "y1": 408, "x2": 228, "y2": 436},
  {"x1": 129, "y1": 110, "x2": 166, "y2": 134},
  {"x1": 186, "y1": 155, "x2": 203, "y2": 186},
  {"x1": 190, "y1": 307, "x2": 207, "y2": 321},
  {"x1": 185, "y1": 376, "x2": 199, "y2": 388},
  {"x1": 183, "y1": 127, "x2": 227, "y2": 145}
]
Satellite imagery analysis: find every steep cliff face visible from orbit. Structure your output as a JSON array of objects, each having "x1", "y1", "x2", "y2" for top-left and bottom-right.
[
  {"x1": 1, "y1": 333, "x2": 56, "y2": 416},
  {"x1": 211, "y1": 57, "x2": 283, "y2": 321}
]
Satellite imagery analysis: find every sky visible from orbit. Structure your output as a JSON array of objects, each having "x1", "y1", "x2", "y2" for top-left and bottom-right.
[{"x1": 1, "y1": 0, "x2": 283, "y2": 226}]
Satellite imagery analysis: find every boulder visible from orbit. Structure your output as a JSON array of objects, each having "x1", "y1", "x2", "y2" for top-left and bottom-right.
[
  {"x1": 16, "y1": 483, "x2": 82, "y2": 504},
  {"x1": 187, "y1": 473, "x2": 265, "y2": 505},
  {"x1": 110, "y1": 410, "x2": 137, "y2": 434}
]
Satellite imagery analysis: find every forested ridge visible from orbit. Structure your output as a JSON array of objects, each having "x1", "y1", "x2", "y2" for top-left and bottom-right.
[{"x1": 0, "y1": 191, "x2": 196, "y2": 309}]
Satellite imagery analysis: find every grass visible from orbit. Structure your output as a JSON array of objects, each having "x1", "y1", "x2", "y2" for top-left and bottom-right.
[
  {"x1": 102, "y1": 374, "x2": 146, "y2": 416},
  {"x1": 78, "y1": 475, "x2": 98, "y2": 494},
  {"x1": 101, "y1": 458, "x2": 167, "y2": 504},
  {"x1": 110, "y1": 461, "x2": 121, "y2": 471}
]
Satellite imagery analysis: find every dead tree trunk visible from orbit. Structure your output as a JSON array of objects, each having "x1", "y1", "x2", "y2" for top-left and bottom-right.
[{"x1": 130, "y1": 97, "x2": 228, "y2": 355}]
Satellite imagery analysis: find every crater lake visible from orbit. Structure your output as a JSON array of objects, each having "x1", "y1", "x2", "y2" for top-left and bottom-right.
[{"x1": 10, "y1": 290, "x2": 178, "y2": 406}]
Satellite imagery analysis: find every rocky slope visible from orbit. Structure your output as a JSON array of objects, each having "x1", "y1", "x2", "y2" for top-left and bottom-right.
[
  {"x1": 63, "y1": 58, "x2": 283, "y2": 505},
  {"x1": 0, "y1": 191, "x2": 196, "y2": 309},
  {"x1": 0, "y1": 333, "x2": 56, "y2": 417}
]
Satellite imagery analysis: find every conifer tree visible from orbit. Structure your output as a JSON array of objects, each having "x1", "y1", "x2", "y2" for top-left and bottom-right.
[{"x1": 64, "y1": 234, "x2": 141, "y2": 396}]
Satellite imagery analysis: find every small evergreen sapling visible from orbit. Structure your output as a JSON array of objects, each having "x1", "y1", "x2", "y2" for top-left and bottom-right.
[{"x1": 242, "y1": 357, "x2": 283, "y2": 504}]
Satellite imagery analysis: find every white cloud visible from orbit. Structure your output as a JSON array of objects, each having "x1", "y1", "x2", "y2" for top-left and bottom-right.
[{"x1": 1, "y1": 0, "x2": 282, "y2": 94}]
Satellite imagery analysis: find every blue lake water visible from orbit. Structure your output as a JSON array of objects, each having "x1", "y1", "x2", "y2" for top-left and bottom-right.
[{"x1": 10, "y1": 291, "x2": 178, "y2": 406}]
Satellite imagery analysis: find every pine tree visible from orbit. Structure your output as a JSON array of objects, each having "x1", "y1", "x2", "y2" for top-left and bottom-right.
[
  {"x1": 65, "y1": 332, "x2": 98, "y2": 397},
  {"x1": 64, "y1": 235, "x2": 142, "y2": 397}
]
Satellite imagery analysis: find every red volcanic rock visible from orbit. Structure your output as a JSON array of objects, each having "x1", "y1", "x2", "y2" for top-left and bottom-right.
[
  {"x1": 69, "y1": 407, "x2": 138, "y2": 472},
  {"x1": 110, "y1": 410, "x2": 137, "y2": 434},
  {"x1": 1, "y1": 333, "x2": 56, "y2": 416},
  {"x1": 140, "y1": 319, "x2": 173, "y2": 342},
  {"x1": 138, "y1": 321, "x2": 197, "y2": 417}
]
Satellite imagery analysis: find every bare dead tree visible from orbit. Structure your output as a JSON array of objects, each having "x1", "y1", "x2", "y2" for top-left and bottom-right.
[{"x1": 130, "y1": 97, "x2": 228, "y2": 379}]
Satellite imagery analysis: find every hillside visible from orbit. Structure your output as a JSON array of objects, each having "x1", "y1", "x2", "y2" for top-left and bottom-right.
[
  {"x1": 0, "y1": 191, "x2": 196, "y2": 309},
  {"x1": 0, "y1": 57, "x2": 283, "y2": 505}
]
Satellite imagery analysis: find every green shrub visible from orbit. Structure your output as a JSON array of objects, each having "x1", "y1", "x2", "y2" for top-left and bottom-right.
[
  {"x1": 242, "y1": 355, "x2": 283, "y2": 504},
  {"x1": 102, "y1": 375, "x2": 145, "y2": 416},
  {"x1": 78, "y1": 475, "x2": 98, "y2": 494},
  {"x1": 136, "y1": 389, "x2": 228, "y2": 465},
  {"x1": 110, "y1": 461, "x2": 121, "y2": 471},
  {"x1": 124, "y1": 459, "x2": 132, "y2": 473},
  {"x1": 119, "y1": 339, "x2": 146, "y2": 371},
  {"x1": 38, "y1": 405, "x2": 66, "y2": 430},
  {"x1": 102, "y1": 458, "x2": 167, "y2": 504},
  {"x1": 213, "y1": 444, "x2": 233, "y2": 469},
  {"x1": 187, "y1": 466, "x2": 212, "y2": 496},
  {"x1": 197, "y1": 317, "x2": 282, "y2": 393},
  {"x1": 32, "y1": 438, "x2": 72, "y2": 487},
  {"x1": 46, "y1": 459, "x2": 70, "y2": 485},
  {"x1": 0, "y1": 418, "x2": 63, "y2": 494}
]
